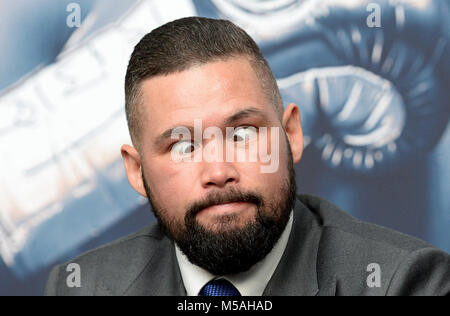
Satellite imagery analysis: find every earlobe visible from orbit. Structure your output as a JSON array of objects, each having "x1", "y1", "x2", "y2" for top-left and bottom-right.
[
  {"x1": 121, "y1": 144, "x2": 147, "y2": 197},
  {"x1": 282, "y1": 103, "x2": 304, "y2": 164}
]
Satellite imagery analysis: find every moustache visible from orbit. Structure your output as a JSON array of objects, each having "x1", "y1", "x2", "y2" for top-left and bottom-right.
[{"x1": 185, "y1": 189, "x2": 263, "y2": 219}]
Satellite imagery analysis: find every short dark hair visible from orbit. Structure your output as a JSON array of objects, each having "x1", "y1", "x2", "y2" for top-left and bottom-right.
[{"x1": 125, "y1": 16, "x2": 283, "y2": 150}]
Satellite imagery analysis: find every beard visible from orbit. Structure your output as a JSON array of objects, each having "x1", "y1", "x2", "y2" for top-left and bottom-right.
[{"x1": 142, "y1": 139, "x2": 298, "y2": 276}]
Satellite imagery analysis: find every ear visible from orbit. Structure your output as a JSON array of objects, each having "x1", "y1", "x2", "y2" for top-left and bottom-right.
[
  {"x1": 282, "y1": 103, "x2": 304, "y2": 164},
  {"x1": 121, "y1": 144, "x2": 147, "y2": 197}
]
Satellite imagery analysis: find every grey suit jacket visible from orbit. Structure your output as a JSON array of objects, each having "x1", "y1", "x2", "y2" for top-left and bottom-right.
[{"x1": 45, "y1": 194, "x2": 450, "y2": 296}]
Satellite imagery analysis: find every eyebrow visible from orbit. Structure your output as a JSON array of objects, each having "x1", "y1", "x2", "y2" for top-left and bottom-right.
[{"x1": 153, "y1": 107, "x2": 269, "y2": 149}]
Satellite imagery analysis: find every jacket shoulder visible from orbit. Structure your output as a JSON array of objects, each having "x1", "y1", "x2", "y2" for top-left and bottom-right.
[
  {"x1": 45, "y1": 223, "x2": 165, "y2": 296},
  {"x1": 298, "y1": 194, "x2": 432, "y2": 251},
  {"x1": 297, "y1": 194, "x2": 450, "y2": 296}
]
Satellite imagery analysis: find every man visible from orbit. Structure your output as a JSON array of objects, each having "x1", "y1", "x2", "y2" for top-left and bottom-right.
[{"x1": 45, "y1": 17, "x2": 450, "y2": 296}]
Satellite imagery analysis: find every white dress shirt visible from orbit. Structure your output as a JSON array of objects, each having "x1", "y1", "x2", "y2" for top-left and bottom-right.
[{"x1": 175, "y1": 210, "x2": 293, "y2": 296}]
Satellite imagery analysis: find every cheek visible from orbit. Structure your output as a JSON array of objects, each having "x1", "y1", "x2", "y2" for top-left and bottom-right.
[
  {"x1": 238, "y1": 160, "x2": 287, "y2": 196},
  {"x1": 261, "y1": 134, "x2": 291, "y2": 191},
  {"x1": 144, "y1": 158, "x2": 197, "y2": 218}
]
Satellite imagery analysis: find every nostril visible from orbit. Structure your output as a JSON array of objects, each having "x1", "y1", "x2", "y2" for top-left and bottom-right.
[{"x1": 225, "y1": 178, "x2": 235, "y2": 184}]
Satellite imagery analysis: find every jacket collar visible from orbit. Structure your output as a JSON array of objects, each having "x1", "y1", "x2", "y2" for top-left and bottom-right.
[
  {"x1": 262, "y1": 195, "x2": 322, "y2": 296},
  {"x1": 121, "y1": 235, "x2": 187, "y2": 296},
  {"x1": 93, "y1": 224, "x2": 186, "y2": 296}
]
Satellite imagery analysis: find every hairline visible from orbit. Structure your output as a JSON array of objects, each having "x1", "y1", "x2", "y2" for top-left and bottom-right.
[{"x1": 127, "y1": 54, "x2": 283, "y2": 153}]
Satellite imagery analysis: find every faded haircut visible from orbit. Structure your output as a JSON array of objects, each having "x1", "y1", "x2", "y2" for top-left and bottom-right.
[{"x1": 125, "y1": 17, "x2": 283, "y2": 151}]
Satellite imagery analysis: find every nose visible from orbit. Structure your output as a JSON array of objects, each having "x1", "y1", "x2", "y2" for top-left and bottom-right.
[{"x1": 200, "y1": 161, "x2": 239, "y2": 188}]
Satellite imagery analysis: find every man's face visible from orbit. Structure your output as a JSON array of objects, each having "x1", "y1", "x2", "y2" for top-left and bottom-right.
[{"x1": 121, "y1": 56, "x2": 304, "y2": 275}]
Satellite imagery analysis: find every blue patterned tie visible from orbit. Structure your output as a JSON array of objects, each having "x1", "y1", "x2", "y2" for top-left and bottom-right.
[{"x1": 199, "y1": 279, "x2": 241, "y2": 296}]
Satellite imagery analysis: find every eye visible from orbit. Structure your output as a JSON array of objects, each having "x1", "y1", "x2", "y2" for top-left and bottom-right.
[
  {"x1": 171, "y1": 140, "x2": 198, "y2": 156},
  {"x1": 232, "y1": 126, "x2": 257, "y2": 143}
]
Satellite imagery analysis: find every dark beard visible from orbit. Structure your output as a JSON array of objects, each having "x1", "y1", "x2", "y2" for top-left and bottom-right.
[{"x1": 142, "y1": 141, "x2": 297, "y2": 275}]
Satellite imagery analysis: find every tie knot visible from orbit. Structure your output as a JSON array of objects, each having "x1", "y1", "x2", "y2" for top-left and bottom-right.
[{"x1": 199, "y1": 279, "x2": 241, "y2": 296}]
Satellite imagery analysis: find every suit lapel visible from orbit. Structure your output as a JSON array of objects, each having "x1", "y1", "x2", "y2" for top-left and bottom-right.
[
  {"x1": 263, "y1": 195, "x2": 322, "y2": 296},
  {"x1": 94, "y1": 225, "x2": 186, "y2": 296},
  {"x1": 123, "y1": 237, "x2": 186, "y2": 296}
]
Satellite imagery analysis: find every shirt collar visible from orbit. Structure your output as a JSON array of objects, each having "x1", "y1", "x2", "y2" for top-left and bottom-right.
[{"x1": 175, "y1": 210, "x2": 294, "y2": 296}]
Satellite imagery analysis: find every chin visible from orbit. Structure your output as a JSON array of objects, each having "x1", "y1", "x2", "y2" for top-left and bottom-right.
[{"x1": 197, "y1": 211, "x2": 257, "y2": 233}]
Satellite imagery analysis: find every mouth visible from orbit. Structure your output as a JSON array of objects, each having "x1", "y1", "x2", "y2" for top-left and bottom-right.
[{"x1": 199, "y1": 201, "x2": 253, "y2": 216}]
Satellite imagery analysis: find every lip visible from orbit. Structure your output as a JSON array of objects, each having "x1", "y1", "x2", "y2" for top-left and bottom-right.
[{"x1": 199, "y1": 201, "x2": 252, "y2": 215}]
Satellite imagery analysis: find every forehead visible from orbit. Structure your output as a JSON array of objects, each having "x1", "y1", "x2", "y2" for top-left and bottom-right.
[{"x1": 138, "y1": 57, "x2": 276, "y2": 143}]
